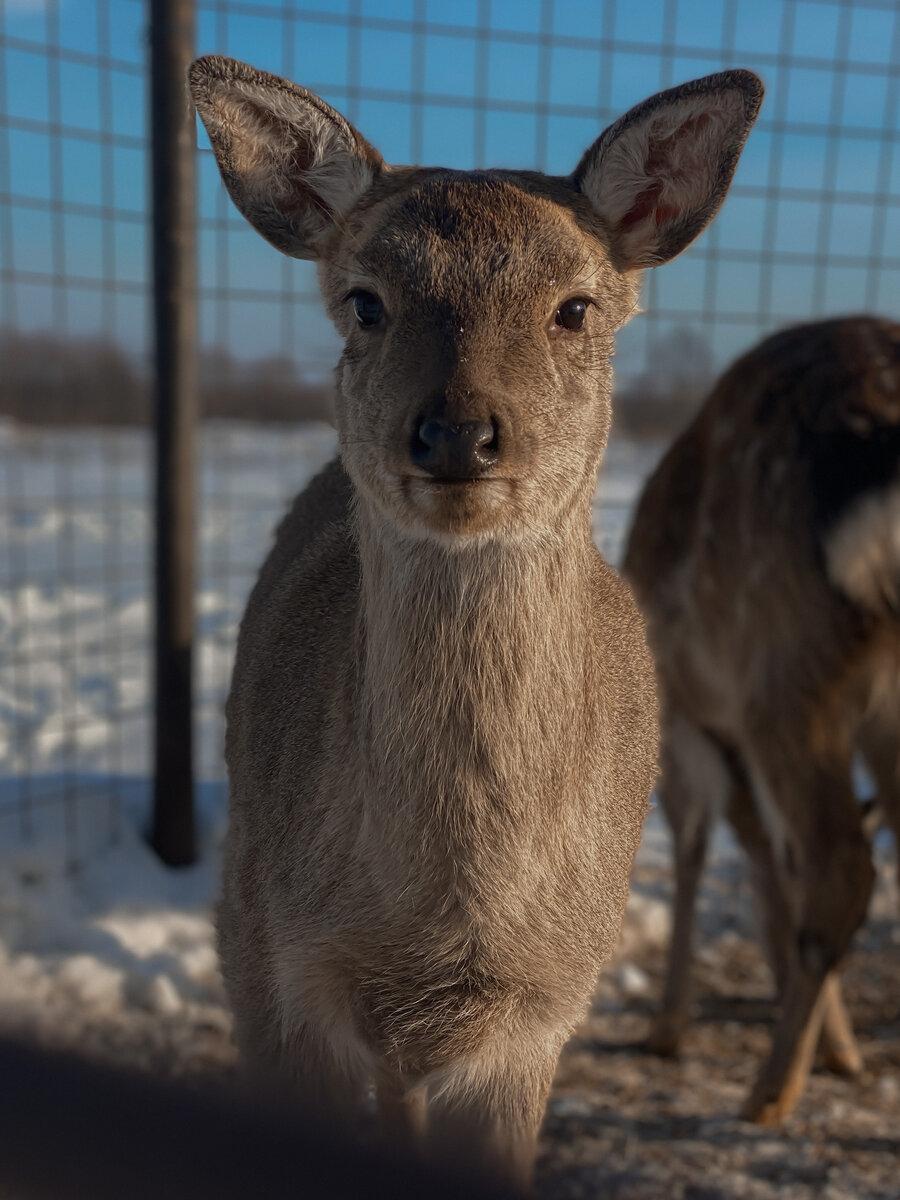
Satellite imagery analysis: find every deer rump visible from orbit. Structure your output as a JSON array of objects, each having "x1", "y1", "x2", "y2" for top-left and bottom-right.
[{"x1": 629, "y1": 316, "x2": 900, "y2": 719}]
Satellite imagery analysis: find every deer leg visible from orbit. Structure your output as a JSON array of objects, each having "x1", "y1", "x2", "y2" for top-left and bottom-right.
[
  {"x1": 724, "y1": 756, "x2": 789, "y2": 990},
  {"x1": 819, "y1": 972, "x2": 863, "y2": 1076},
  {"x1": 740, "y1": 965, "x2": 830, "y2": 1125},
  {"x1": 647, "y1": 814, "x2": 709, "y2": 1057},
  {"x1": 424, "y1": 1049, "x2": 559, "y2": 1192},
  {"x1": 743, "y1": 845, "x2": 862, "y2": 1078},
  {"x1": 375, "y1": 1073, "x2": 427, "y2": 1148},
  {"x1": 725, "y1": 779, "x2": 862, "y2": 1076},
  {"x1": 648, "y1": 716, "x2": 732, "y2": 1057},
  {"x1": 747, "y1": 892, "x2": 863, "y2": 1080},
  {"x1": 858, "y1": 706, "x2": 900, "y2": 910},
  {"x1": 273, "y1": 1022, "x2": 369, "y2": 1132},
  {"x1": 740, "y1": 743, "x2": 874, "y2": 1124}
]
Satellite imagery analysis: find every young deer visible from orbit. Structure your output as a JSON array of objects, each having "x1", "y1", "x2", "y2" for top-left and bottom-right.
[
  {"x1": 190, "y1": 56, "x2": 761, "y2": 1186},
  {"x1": 625, "y1": 316, "x2": 900, "y2": 1126}
]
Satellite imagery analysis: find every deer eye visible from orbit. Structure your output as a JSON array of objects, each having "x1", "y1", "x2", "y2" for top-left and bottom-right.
[
  {"x1": 555, "y1": 298, "x2": 588, "y2": 332},
  {"x1": 351, "y1": 290, "x2": 384, "y2": 329}
]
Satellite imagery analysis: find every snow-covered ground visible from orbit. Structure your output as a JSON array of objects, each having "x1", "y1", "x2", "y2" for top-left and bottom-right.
[{"x1": 0, "y1": 418, "x2": 338, "y2": 790}]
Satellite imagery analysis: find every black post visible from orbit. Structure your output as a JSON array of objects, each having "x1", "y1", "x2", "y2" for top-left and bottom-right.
[{"x1": 150, "y1": 0, "x2": 197, "y2": 866}]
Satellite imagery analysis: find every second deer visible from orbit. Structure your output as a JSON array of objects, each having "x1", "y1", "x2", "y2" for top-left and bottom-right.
[{"x1": 625, "y1": 315, "x2": 900, "y2": 1124}]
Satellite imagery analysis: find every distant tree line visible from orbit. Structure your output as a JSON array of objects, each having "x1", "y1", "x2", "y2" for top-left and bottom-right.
[
  {"x1": 0, "y1": 325, "x2": 715, "y2": 438},
  {"x1": 0, "y1": 329, "x2": 335, "y2": 426},
  {"x1": 613, "y1": 325, "x2": 715, "y2": 439}
]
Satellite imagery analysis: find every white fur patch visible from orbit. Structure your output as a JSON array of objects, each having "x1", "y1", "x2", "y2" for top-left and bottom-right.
[{"x1": 826, "y1": 483, "x2": 900, "y2": 613}]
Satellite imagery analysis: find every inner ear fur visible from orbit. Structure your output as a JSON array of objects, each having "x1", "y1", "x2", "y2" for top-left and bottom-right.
[
  {"x1": 189, "y1": 55, "x2": 384, "y2": 260},
  {"x1": 575, "y1": 70, "x2": 763, "y2": 271}
]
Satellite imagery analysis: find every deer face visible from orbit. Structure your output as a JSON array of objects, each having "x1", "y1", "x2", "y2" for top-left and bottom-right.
[
  {"x1": 320, "y1": 172, "x2": 637, "y2": 539},
  {"x1": 190, "y1": 57, "x2": 762, "y2": 541}
]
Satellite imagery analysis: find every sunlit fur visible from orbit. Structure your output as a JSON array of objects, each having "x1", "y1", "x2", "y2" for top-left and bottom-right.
[{"x1": 190, "y1": 55, "x2": 761, "y2": 1188}]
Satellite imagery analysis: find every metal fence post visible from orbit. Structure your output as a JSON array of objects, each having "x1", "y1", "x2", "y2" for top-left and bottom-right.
[{"x1": 150, "y1": 0, "x2": 197, "y2": 866}]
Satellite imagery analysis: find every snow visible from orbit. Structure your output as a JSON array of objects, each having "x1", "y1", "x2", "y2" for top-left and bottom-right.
[
  {"x1": 0, "y1": 419, "x2": 338, "y2": 783},
  {"x1": 0, "y1": 777, "x2": 229, "y2": 1046}
]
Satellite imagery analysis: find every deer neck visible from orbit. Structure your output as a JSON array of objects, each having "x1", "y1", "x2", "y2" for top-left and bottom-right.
[{"x1": 352, "y1": 503, "x2": 596, "y2": 814}]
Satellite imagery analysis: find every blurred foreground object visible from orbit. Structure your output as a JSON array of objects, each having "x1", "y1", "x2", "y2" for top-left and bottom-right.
[{"x1": 0, "y1": 1035, "x2": 513, "y2": 1200}]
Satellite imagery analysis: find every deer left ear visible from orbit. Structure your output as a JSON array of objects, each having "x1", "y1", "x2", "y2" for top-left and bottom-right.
[{"x1": 575, "y1": 70, "x2": 763, "y2": 271}]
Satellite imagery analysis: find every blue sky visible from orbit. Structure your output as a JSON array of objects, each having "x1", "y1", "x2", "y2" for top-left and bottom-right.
[{"x1": 1, "y1": 0, "x2": 898, "y2": 385}]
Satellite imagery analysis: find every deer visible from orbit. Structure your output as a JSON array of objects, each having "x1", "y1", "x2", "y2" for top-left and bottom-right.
[
  {"x1": 624, "y1": 315, "x2": 900, "y2": 1126},
  {"x1": 189, "y1": 55, "x2": 762, "y2": 1188}
]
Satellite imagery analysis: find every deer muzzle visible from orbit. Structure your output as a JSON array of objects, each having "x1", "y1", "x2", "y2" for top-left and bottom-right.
[{"x1": 411, "y1": 415, "x2": 499, "y2": 480}]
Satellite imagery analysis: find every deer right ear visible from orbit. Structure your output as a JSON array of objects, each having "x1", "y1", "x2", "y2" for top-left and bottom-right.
[
  {"x1": 189, "y1": 56, "x2": 384, "y2": 260},
  {"x1": 574, "y1": 70, "x2": 763, "y2": 271}
]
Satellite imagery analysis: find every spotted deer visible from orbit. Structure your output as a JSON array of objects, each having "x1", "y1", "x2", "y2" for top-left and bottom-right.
[
  {"x1": 625, "y1": 316, "x2": 900, "y2": 1125},
  {"x1": 189, "y1": 55, "x2": 762, "y2": 1187}
]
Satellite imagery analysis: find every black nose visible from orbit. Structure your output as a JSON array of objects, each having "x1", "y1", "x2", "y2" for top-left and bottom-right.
[{"x1": 411, "y1": 416, "x2": 499, "y2": 479}]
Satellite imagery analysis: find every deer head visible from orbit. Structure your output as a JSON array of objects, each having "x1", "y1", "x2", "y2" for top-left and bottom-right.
[{"x1": 190, "y1": 57, "x2": 762, "y2": 542}]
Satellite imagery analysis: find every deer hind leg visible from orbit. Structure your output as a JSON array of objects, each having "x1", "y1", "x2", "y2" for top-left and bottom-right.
[
  {"x1": 727, "y1": 765, "x2": 791, "y2": 988},
  {"x1": 423, "y1": 1044, "x2": 560, "y2": 1192},
  {"x1": 648, "y1": 713, "x2": 737, "y2": 1057},
  {"x1": 726, "y1": 777, "x2": 862, "y2": 1078},
  {"x1": 819, "y1": 973, "x2": 863, "y2": 1076},
  {"x1": 857, "y1": 704, "x2": 900, "y2": 904},
  {"x1": 740, "y1": 820, "x2": 863, "y2": 1076},
  {"x1": 739, "y1": 738, "x2": 874, "y2": 1125}
]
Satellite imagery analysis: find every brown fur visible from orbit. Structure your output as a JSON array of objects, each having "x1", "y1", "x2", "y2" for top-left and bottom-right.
[
  {"x1": 190, "y1": 55, "x2": 761, "y2": 1188},
  {"x1": 625, "y1": 315, "x2": 900, "y2": 1125}
]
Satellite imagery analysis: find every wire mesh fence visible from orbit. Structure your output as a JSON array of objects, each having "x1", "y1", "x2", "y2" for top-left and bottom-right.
[{"x1": 0, "y1": 0, "x2": 898, "y2": 865}]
